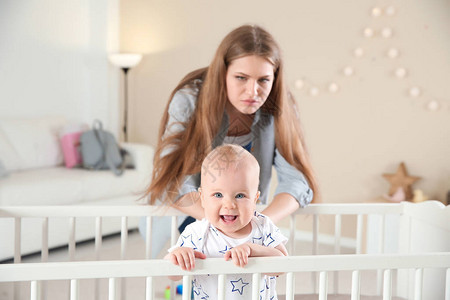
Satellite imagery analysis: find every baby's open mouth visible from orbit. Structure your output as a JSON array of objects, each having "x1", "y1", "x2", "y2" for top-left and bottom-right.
[{"x1": 221, "y1": 215, "x2": 237, "y2": 222}]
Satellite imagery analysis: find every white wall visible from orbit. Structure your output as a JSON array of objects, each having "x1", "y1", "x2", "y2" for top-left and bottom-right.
[
  {"x1": 120, "y1": 0, "x2": 450, "y2": 204},
  {"x1": 0, "y1": 0, "x2": 120, "y2": 134}
]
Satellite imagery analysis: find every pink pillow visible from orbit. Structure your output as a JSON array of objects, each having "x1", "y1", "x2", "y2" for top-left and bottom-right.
[{"x1": 60, "y1": 131, "x2": 83, "y2": 168}]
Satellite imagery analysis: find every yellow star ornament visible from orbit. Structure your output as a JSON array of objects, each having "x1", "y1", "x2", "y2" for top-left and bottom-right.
[{"x1": 382, "y1": 162, "x2": 421, "y2": 201}]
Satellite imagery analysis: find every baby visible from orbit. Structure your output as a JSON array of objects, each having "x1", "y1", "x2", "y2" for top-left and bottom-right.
[{"x1": 166, "y1": 144, "x2": 288, "y2": 299}]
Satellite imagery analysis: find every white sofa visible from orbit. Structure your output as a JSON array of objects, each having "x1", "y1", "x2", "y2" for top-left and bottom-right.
[{"x1": 0, "y1": 116, "x2": 154, "y2": 260}]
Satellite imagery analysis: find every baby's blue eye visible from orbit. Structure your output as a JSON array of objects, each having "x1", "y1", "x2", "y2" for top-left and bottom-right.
[
  {"x1": 235, "y1": 193, "x2": 245, "y2": 199},
  {"x1": 213, "y1": 192, "x2": 223, "y2": 198}
]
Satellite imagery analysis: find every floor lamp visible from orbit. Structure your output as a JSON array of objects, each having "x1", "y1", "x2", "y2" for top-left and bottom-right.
[{"x1": 109, "y1": 53, "x2": 143, "y2": 142}]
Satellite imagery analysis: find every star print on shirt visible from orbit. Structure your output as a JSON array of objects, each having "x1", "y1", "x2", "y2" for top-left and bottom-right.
[
  {"x1": 263, "y1": 233, "x2": 275, "y2": 247},
  {"x1": 252, "y1": 236, "x2": 263, "y2": 244},
  {"x1": 200, "y1": 290, "x2": 209, "y2": 299},
  {"x1": 259, "y1": 277, "x2": 271, "y2": 300},
  {"x1": 209, "y1": 226, "x2": 219, "y2": 236},
  {"x1": 230, "y1": 278, "x2": 249, "y2": 295},
  {"x1": 180, "y1": 234, "x2": 197, "y2": 250},
  {"x1": 255, "y1": 212, "x2": 265, "y2": 220},
  {"x1": 260, "y1": 285, "x2": 266, "y2": 300},
  {"x1": 193, "y1": 280, "x2": 209, "y2": 299},
  {"x1": 260, "y1": 294, "x2": 274, "y2": 300},
  {"x1": 219, "y1": 245, "x2": 232, "y2": 254},
  {"x1": 193, "y1": 279, "x2": 201, "y2": 296}
]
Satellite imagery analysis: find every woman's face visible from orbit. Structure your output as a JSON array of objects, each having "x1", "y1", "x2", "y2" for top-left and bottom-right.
[{"x1": 225, "y1": 55, "x2": 275, "y2": 115}]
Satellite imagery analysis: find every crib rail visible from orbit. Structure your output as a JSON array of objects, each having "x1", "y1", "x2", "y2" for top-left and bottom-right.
[
  {"x1": 0, "y1": 202, "x2": 405, "y2": 262},
  {"x1": 2, "y1": 253, "x2": 448, "y2": 281},
  {"x1": 1, "y1": 253, "x2": 449, "y2": 300},
  {"x1": 1, "y1": 201, "x2": 448, "y2": 299}
]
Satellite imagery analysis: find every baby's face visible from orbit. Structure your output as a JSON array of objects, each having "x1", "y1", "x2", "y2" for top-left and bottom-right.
[{"x1": 200, "y1": 159, "x2": 259, "y2": 239}]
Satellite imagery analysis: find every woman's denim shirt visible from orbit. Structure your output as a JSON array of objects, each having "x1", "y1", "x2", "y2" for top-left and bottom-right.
[{"x1": 162, "y1": 81, "x2": 313, "y2": 207}]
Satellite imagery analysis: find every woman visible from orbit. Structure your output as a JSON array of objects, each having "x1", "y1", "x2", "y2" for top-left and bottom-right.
[{"x1": 141, "y1": 24, "x2": 318, "y2": 257}]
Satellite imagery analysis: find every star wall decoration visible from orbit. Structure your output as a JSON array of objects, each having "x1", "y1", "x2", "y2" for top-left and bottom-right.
[{"x1": 382, "y1": 162, "x2": 421, "y2": 201}]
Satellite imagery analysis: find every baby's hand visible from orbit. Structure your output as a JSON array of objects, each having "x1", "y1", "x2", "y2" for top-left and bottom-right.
[
  {"x1": 224, "y1": 244, "x2": 251, "y2": 267},
  {"x1": 167, "y1": 248, "x2": 206, "y2": 271}
]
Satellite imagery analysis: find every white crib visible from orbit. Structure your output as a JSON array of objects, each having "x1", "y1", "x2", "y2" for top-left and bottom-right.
[{"x1": 0, "y1": 201, "x2": 449, "y2": 300}]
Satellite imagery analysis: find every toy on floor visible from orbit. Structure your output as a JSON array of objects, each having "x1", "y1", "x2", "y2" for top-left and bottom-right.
[{"x1": 164, "y1": 285, "x2": 183, "y2": 299}]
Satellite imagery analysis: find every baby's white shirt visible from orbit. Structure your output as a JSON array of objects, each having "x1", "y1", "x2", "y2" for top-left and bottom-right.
[{"x1": 169, "y1": 212, "x2": 288, "y2": 300}]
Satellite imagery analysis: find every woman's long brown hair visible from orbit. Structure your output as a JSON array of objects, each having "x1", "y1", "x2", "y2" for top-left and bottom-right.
[{"x1": 146, "y1": 24, "x2": 319, "y2": 205}]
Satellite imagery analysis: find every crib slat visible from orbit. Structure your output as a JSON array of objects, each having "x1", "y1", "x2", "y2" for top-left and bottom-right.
[
  {"x1": 289, "y1": 214, "x2": 296, "y2": 253},
  {"x1": 334, "y1": 214, "x2": 341, "y2": 294},
  {"x1": 120, "y1": 217, "x2": 128, "y2": 300},
  {"x1": 14, "y1": 217, "x2": 21, "y2": 263},
  {"x1": 356, "y1": 214, "x2": 363, "y2": 254},
  {"x1": 95, "y1": 217, "x2": 102, "y2": 260},
  {"x1": 286, "y1": 272, "x2": 294, "y2": 300},
  {"x1": 289, "y1": 214, "x2": 296, "y2": 254},
  {"x1": 383, "y1": 269, "x2": 392, "y2": 300},
  {"x1": 218, "y1": 274, "x2": 226, "y2": 300},
  {"x1": 378, "y1": 215, "x2": 385, "y2": 253},
  {"x1": 69, "y1": 217, "x2": 76, "y2": 261},
  {"x1": 70, "y1": 279, "x2": 79, "y2": 300},
  {"x1": 94, "y1": 217, "x2": 102, "y2": 300},
  {"x1": 334, "y1": 214, "x2": 341, "y2": 254},
  {"x1": 313, "y1": 214, "x2": 319, "y2": 255},
  {"x1": 31, "y1": 280, "x2": 38, "y2": 300},
  {"x1": 252, "y1": 273, "x2": 261, "y2": 300},
  {"x1": 182, "y1": 275, "x2": 192, "y2": 300},
  {"x1": 319, "y1": 271, "x2": 328, "y2": 300},
  {"x1": 145, "y1": 277, "x2": 154, "y2": 300},
  {"x1": 445, "y1": 268, "x2": 450, "y2": 300},
  {"x1": 414, "y1": 268, "x2": 423, "y2": 300},
  {"x1": 13, "y1": 218, "x2": 21, "y2": 300},
  {"x1": 312, "y1": 214, "x2": 319, "y2": 293},
  {"x1": 121, "y1": 216, "x2": 128, "y2": 260},
  {"x1": 171, "y1": 216, "x2": 178, "y2": 246},
  {"x1": 351, "y1": 270, "x2": 360, "y2": 300},
  {"x1": 42, "y1": 217, "x2": 49, "y2": 262},
  {"x1": 376, "y1": 215, "x2": 386, "y2": 295},
  {"x1": 40, "y1": 219, "x2": 48, "y2": 300},
  {"x1": 109, "y1": 278, "x2": 117, "y2": 300},
  {"x1": 145, "y1": 216, "x2": 152, "y2": 259}
]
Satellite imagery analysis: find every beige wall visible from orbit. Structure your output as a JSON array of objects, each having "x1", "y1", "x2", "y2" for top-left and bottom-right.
[{"x1": 120, "y1": 1, "x2": 450, "y2": 207}]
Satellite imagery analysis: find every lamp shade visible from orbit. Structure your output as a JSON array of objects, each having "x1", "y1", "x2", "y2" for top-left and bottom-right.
[{"x1": 109, "y1": 53, "x2": 142, "y2": 68}]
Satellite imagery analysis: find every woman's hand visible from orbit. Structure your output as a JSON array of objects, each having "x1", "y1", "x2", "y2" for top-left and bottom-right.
[
  {"x1": 261, "y1": 193, "x2": 299, "y2": 224},
  {"x1": 171, "y1": 191, "x2": 205, "y2": 220}
]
